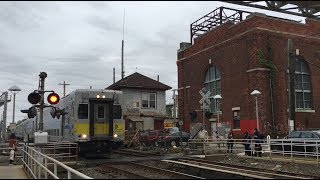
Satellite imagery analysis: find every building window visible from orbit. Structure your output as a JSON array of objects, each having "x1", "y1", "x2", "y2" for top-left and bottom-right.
[
  {"x1": 141, "y1": 92, "x2": 157, "y2": 109},
  {"x1": 286, "y1": 58, "x2": 312, "y2": 109},
  {"x1": 204, "y1": 66, "x2": 221, "y2": 113}
]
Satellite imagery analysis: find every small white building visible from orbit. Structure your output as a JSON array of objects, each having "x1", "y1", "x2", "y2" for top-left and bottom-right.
[{"x1": 106, "y1": 72, "x2": 172, "y2": 131}]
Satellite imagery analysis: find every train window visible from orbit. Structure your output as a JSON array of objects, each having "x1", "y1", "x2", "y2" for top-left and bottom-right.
[
  {"x1": 78, "y1": 104, "x2": 88, "y2": 119},
  {"x1": 113, "y1": 104, "x2": 122, "y2": 119},
  {"x1": 98, "y1": 105, "x2": 105, "y2": 118}
]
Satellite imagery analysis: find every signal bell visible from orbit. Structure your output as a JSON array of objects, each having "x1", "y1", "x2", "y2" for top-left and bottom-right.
[
  {"x1": 28, "y1": 92, "x2": 41, "y2": 104},
  {"x1": 47, "y1": 92, "x2": 60, "y2": 105}
]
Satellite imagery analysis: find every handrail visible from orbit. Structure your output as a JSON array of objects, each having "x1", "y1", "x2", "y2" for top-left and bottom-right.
[
  {"x1": 187, "y1": 137, "x2": 320, "y2": 165},
  {"x1": 22, "y1": 144, "x2": 92, "y2": 179}
]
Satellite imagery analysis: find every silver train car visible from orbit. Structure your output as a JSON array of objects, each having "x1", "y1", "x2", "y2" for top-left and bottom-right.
[{"x1": 16, "y1": 89, "x2": 124, "y2": 155}]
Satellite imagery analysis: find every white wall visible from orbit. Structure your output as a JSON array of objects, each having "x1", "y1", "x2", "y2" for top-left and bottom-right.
[{"x1": 122, "y1": 88, "x2": 167, "y2": 116}]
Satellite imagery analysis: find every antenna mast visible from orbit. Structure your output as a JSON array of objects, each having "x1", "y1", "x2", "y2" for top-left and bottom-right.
[{"x1": 121, "y1": 9, "x2": 125, "y2": 79}]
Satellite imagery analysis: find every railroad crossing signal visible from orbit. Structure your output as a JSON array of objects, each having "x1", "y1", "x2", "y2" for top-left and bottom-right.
[
  {"x1": 47, "y1": 92, "x2": 60, "y2": 105},
  {"x1": 50, "y1": 107, "x2": 67, "y2": 119},
  {"x1": 201, "y1": 104, "x2": 210, "y2": 110},
  {"x1": 28, "y1": 92, "x2": 41, "y2": 104},
  {"x1": 199, "y1": 89, "x2": 211, "y2": 105},
  {"x1": 21, "y1": 106, "x2": 37, "y2": 118}
]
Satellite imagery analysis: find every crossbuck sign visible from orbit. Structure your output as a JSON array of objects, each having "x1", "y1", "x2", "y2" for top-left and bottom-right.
[{"x1": 199, "y1": 89, "x2": 211, "y2": 110}]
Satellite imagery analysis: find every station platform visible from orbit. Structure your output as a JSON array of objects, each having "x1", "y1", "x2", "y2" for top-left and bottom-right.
[{"x1": 0, "y1": 165, "x2": 29, "y2": 179}]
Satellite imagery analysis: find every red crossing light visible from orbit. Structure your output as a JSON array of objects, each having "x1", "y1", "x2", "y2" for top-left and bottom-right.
[{"x1": 47, "y1": 92, "x2": 60, "y2": 105}]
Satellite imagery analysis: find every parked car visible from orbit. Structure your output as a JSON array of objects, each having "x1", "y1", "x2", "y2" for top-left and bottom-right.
[
  {"x1": 158, "y1": 131, "x2": 191, "y2": 147},
  {"x1": 271, "y1": 130, "x2": 320, "y2": 153},
  {"x1": 139, "y1": 130, "x2": 166, "y2": 146}
]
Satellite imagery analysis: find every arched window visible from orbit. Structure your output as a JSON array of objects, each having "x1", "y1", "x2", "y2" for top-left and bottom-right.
[
  {"x1": 286, "y1": 58, "x2": 312, "y2": 109},
  {"x1": 204, "y1": 66, "x2": 221, "y2": 113}
]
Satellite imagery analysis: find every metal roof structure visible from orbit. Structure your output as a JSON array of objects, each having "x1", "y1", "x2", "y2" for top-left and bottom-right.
[
  {"x1": 225, "y1": 1, "x2": 320, "y2": 19},
  {"x1": 189, "y1": 1, "x2": 320, "y2": 44}
]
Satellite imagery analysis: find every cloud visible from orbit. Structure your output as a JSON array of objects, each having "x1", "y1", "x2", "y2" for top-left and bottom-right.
[{"x1": 0, "y1": 1, "x2": 307, "y2": 126}]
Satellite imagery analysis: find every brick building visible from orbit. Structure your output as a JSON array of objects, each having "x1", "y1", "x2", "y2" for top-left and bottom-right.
[{"x1": 177, "y1": 12, "x2": 320, "y2": 138}]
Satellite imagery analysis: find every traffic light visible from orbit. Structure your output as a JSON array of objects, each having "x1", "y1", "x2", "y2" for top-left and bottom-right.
[
  {"x1": 47, "y1": 92, "x2": 60, "y2": 105},
  {"x1": 50, "y1": 107, "x2": 67, "y2": 119},
  {"x1": 21, "y1": 107, "x2": 37, "y2": 118},
  {"x1": 28, "y1": 92, "x2": 41, "y2": 104},
  {"x1": 205, "y1": 111, "x2": 213, "y2": 118},
  {"x1": 189, "y1": 111, "x2": 197, "y2": 122}
]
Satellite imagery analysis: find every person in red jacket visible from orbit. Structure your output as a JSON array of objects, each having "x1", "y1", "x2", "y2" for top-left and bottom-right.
[{"x1": 8, "y1": 133, "x2": 17, "y2": 166}]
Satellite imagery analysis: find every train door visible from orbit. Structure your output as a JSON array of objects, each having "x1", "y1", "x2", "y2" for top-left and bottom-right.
[{"x1": 89, "y1": 100, "x2": 113, "y2": 138}]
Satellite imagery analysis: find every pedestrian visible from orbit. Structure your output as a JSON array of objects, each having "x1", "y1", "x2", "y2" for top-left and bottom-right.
[
  {"x1": 253, "y1": 128, "x2": 262, "y2": 157},
  {"x1": 8, "y1": 133, "x2": 17, "y2": 166},
  {"x1": 243, "y1": 131, "x2": 251, "y2": 156},
  {"x1": 227, "y1": 130, "x2": 234, "y2": 154}
]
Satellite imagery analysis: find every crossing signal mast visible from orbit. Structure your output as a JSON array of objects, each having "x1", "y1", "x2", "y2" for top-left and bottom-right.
[{"x1": 21, "y1": 72, "x2": 67, "y2": 131}]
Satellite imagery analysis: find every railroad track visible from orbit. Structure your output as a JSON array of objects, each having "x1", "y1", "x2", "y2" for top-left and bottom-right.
[
  {"x1": 98, "y1": 162, "x2": 203, "y2": 179},
  {"x1": 163, "y1": 158, "x2": 319, "y2": 179},
  {"x1": 112, "y1": 149, "x2": 162, "y2": 157}
]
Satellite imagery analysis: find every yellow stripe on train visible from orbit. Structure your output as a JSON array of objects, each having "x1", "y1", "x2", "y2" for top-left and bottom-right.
[{"x1": 74, "y1": 123, "x2": 109, "y2": 135}]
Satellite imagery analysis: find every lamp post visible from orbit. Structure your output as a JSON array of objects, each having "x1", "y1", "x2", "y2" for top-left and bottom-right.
[
  {"x1": 213, "y1": 94, "x2": 222, "y2": 132},
  {"x1": 251, "y1": 90, "x2": 261, "y2": 131},
  {"x1": 8, "y1": 85, "x2": 21, "y2": 124}
]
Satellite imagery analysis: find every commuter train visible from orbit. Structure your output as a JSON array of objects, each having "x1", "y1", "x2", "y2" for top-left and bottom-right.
[{"x1": 15, "y1": 89, "x2": 125, "y2": 156}]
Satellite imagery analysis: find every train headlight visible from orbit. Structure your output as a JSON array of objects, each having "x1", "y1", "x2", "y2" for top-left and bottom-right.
[
  {"x1": 113, "y1": 134, "x2": 118, "y2": 138},
  {"x1": 81, "y1": 134, "x2": 87, "y2": 138},
  {"x1": 96, "y1": 95, "x2": 100, "y2": 98}
]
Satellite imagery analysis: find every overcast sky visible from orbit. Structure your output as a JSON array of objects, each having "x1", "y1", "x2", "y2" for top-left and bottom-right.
[{"x1": 0, "y1": 1, "x2": 305, "y2": 126}]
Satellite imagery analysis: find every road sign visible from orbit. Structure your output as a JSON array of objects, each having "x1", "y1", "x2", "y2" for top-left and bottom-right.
[{"x1": 199, "y1": 89, "x2": 211, "y2": 105}]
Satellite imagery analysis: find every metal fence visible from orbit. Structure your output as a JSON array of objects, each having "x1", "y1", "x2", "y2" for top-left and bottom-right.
[
  {"x1": 0, "y1": 142, "x2": 24, "y2": 158},
  {"x1": 187, "y1": 137, "x2": 320, "y2": 165},
  {"x1": 21, "y1": 144, "x2": 92, "y2": 179},
  {"x1": 30, "y1": 142, "x2": 79, "y2": 163}
]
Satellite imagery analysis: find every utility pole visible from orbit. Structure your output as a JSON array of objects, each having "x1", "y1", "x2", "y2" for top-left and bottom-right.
[
  {"x1": 1, "y1": 92, "x2": 8, "y2": 142},
  {"x1": 288, "y1": 39, "x2": 296, "y2": 131},
  {"x1": 113, "y1": 68, "x2": 116, "y2": 84},
  {"x1": 173, "y1": 89, "x2": 182, "y2": 148},
  {"x1": 172, "y1": 89, "x2": 176, "y2": 120},
  {"x1": 121, "y1": 9, "x2": 125, "y2": 79},
  {"x1": 59, "y1": 81, "x2": 70, "y2": 97}
]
